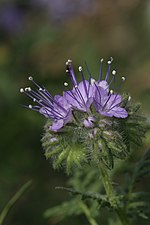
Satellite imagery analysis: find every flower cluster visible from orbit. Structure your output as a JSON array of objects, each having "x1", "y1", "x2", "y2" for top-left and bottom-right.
[
  {"x1": 20, "y1": 58, "x2": 129, "y2": 132},
  {"x1": 20, "y1": 58, "x2": 147, "y2": 173}
]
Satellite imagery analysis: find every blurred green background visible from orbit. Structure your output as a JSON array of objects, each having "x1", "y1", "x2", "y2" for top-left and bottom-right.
[{"x1": 0, "y1": 0, "x2": 150, "y2": 224}]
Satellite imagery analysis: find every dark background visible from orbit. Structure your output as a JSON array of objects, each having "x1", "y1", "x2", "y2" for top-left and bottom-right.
[{"x1": 0, "y1": 0, "x2": 150, "y2": 224}]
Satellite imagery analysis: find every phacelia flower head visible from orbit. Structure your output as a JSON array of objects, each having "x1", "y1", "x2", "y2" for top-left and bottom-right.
[
  {"x1": 21, "y1": 58, "x2": 146, "y2": 173},
  {"x1": 20, "y1": 76, "x2": 73, "y2": 132}
]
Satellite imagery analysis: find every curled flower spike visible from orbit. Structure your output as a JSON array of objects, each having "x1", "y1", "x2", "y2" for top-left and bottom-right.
[
  {"x1": 20, "y1": 58, "x2": 147, "y2": 173},
  {"x1": 64, "y1": 60, "x2": 95, "y2": 112},
  {"x1": 20, "y1": 76, "x2": 73, "y2": 132}
]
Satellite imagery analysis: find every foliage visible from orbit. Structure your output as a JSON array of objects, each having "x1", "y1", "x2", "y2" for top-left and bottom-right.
[{"x1": 44, "y1": 149, "x2": 150, "y2": 224}]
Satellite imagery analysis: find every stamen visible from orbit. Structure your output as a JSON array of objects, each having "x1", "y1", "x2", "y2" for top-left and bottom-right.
[
  {"x1": 110, "y1": 90, "x2": 113, "y2": 94},
  {"x1": 128, "y1": 96, "x2": 131, "y2": 101},
  {"x1": 85, "y1": 61, "x2": 92, "y2": 80},
  {"x1": 112, "y1": 70, "x2": 116, "y2": 75},
  {"x1": 121, "y1": 76, "x2": 125, "y2": 81},
  {"x1": 64, "y1": 82, "x2": 68, "y2": 86},
  {"x1": 29, "y1": 104, "x2": 32, "y2": 109},
  {"x1": 105, "y1": 57, "x2": 113, "y2": 82},
  {"x1": 78, "y1": 66, "x2": 88, "y2": 98},
  {"x1": 20, "y1": 88, "x2": 24, "y2": 93},
  {"x1": 108, "y1": 70, "x2": 116, "y2": 87},
  {"x1": 68, "y1": 59, "x2": 72, "y2": 63},
  {"x1": 78, "y1": 66, "x2": 82, "y2": 72},
  {"x1": 66, "y1": 62, "x2": 78, "y2": 87},
  {"x1": 98, "y1": 58, "x2": 104, "y2": 82},
  {"x1": 28, "y1": 76, "x2": 33, "y2": 81},
  {"x1": 66, "y1": 59, "x2": 72, "y2": 65},
  {"x1": 25, "y1": 87, "x2": 31, "y2": 92},
  {"x1": 91, "y1": 78, "x2": 95, "y2": 85}
]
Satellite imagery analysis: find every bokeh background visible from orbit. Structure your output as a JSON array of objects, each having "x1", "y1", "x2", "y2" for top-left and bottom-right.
[{"x1": 0, "y1": 0, "x2": 150, "y2": 225}]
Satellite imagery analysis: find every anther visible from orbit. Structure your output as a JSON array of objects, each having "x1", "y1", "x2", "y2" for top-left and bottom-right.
[
  {"x1": 68, "y1": 59, "x2": 72, "y2": 63},
  {"x1": 91, "y1": 78, "x2": 95, "y2": 85},
  {"x1": 20, "y1": 88, "x2": 24, "y2": 93},
  {"x1": 66, "y1": 69, "x2": 69, "y2": 73},
  {"x1": 25, "y1": 87, "x2": 31, "y2": 92},
  {"x1": 78, "y1": 66, "x2": 82, "y2": 71},
  {"x1": 110, "y1": 90, "x2": 113, "y2": 94},
  {"x1": 110, "y1": 56, "x2": 113, "y2": 62},
  {"x1": 100, "y1": 58, "x2": 104, "y2": 62},
  {"x1": 29, "y1": 104, "x2": 32, "y2": 109},
  {"x1": 112, "y1": 70, "x2": 116, "y2": 75},
  {"x1": 64, "y1": 82, "x2": 68, "y2": 86},
  {"x1": 128, "y1": 96, "x2": 131, "y2": 101},
  {"x1": 28, "y1": 76, "x2": 33, "y2": 81},
  {"x1": 121, "y1": 76, "x2": 125, "y2": 81},
  {"x1": 33, "y1": 98, "x2": 36, "y2": 102},
  {"x1": 107, "y1": 60, "x2": 111, "y2": 65},
  {"x1": 39, "y1": 88, "x2": 43, "y2": 91}
]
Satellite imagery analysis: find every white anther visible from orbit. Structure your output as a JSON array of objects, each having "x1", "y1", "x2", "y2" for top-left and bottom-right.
[
  {"x1": 39, "y1": 88, "x2": 43, "y2": 91},
  {"x1": 28, "y1": 76, "x2": 33, "y2": 81},
  {"x1": 68, "y1": 59, "x2": 72, "y2": 63},
  {"x1": 29, "y1": 105, "x2": 32, "y2": 109},
  {"x1": 128, "y1": 96, "x2": 131, "y2": 101},
  {"x1": 107, "y1": 60, "x2": 111, "y2": 64},
  {"x1": 121, "y1": 76, "x2": 125, "y2": 81},
  {"x1": 33, "y1": 98, "x2": 36, "y2": 102},
  {"x1": 66, "y1": 59, "x2": 72, "y2": 65},
  {"x1": 78, "y1": 66, "x2": 82, "y2": 71},
  {"x1": 110, "y1": 90, "x2": 113, "y2": 94},
  {"x1": 64, "y1": 82, "x2": 68, "y2": 86},
  {"x1": 25, "y1": 87, "x2": 31, "y2": 92},
  {"x1": 100, "y1": 58, "x2": 104, "y2": 62},
  {"x1": 112, "y1": 70, "x2": 116, "y2": 75},
  {"x1": 75, "y1": 85, "x2": 78, "y2": 88},
  {"x1": 66, "y1": 69, "x2": 69, "y2": 73},
  {"x1": 91, "y1": 78, "x2": 95, "y2": 85},
  {"x1": 20, "y1": 88, "x2": 24, "y2": 93},
  {"x1": 110, "y1": 56, "x2": 113, "y2": 62}
]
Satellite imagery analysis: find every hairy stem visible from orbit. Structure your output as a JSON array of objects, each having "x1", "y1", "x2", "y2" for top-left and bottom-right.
[
  {"x1": 79, "y1": 201, "x2": 99, "y2": 225},
  {"x1": 99, "y1": 164, "x2": 131, "y2": 225}
]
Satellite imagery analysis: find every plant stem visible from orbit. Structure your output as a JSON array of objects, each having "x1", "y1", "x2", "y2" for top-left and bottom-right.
[
  {"x1": 0, "y1": 180, "x2": 32, "y2": 225},
  {"x1": 99, "y1": 164, "x2": 131, "y2": 225},
  {"x1": 79, "y1": 201, "x2": 99, "y2": 225}
]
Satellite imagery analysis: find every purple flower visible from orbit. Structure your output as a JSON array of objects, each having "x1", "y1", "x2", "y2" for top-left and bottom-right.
[
  {"x1": 93, "y1": 57, "x2": 128, "y2": 118},
  {"x1": 20, "y1": 77, "x2": 72, "y2": 132},
  {"x1": 94, "y1": 87, "x2": 128, "y2": 118},
  {"x1": 63, "y1": 60, "x2": 95, "y2": 112}
]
